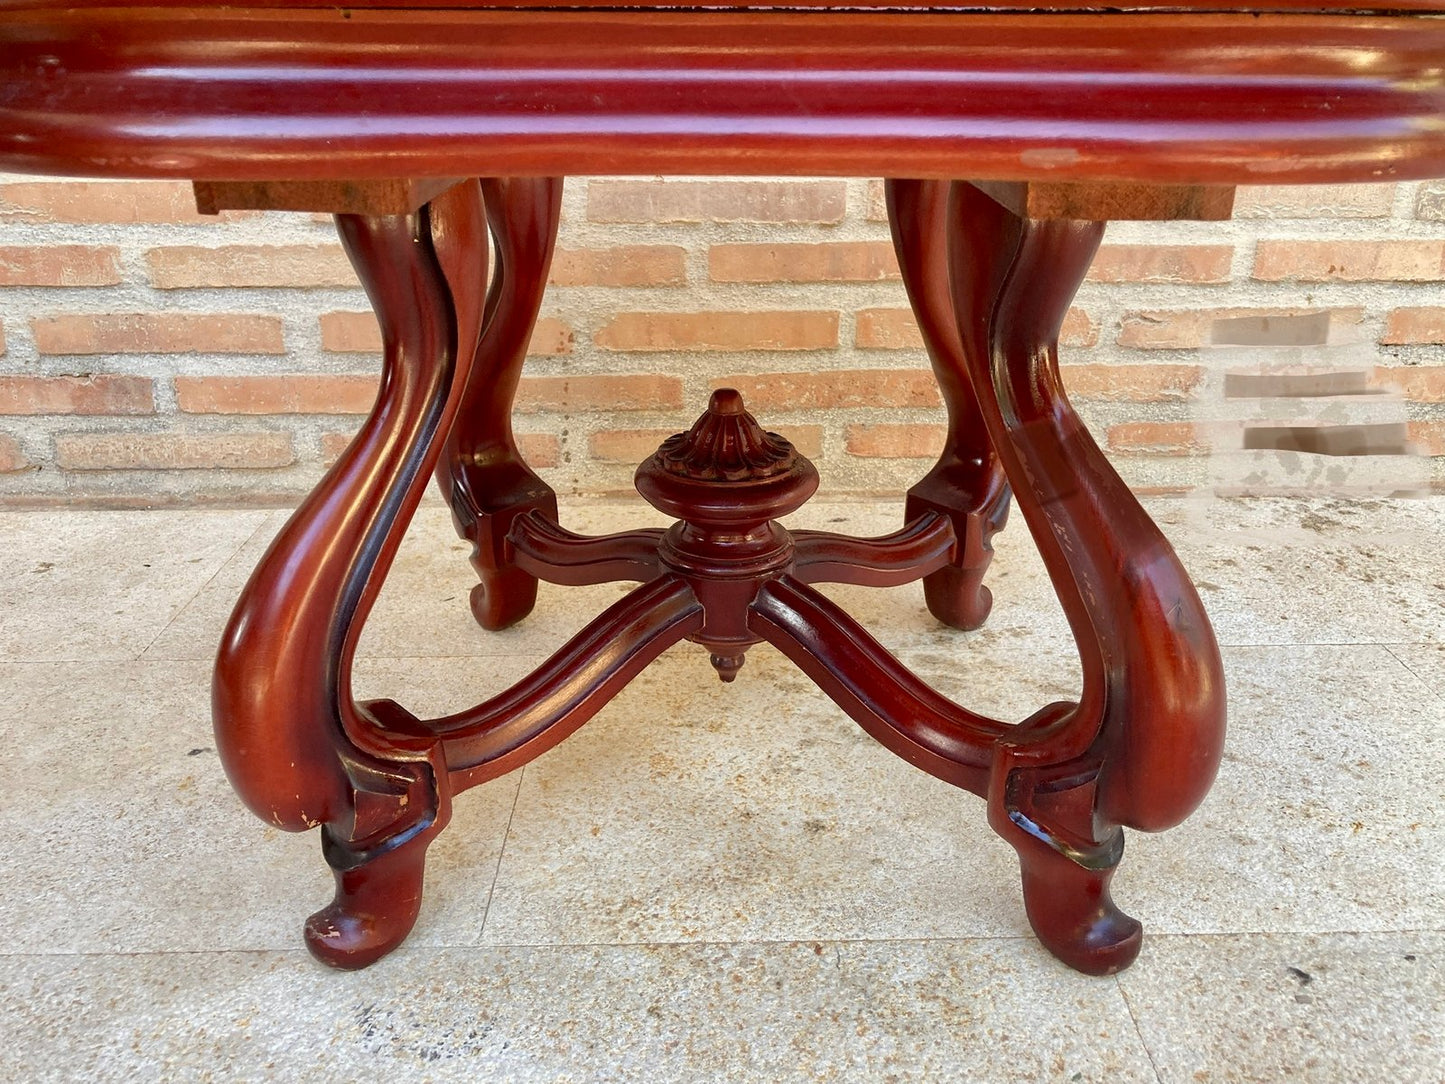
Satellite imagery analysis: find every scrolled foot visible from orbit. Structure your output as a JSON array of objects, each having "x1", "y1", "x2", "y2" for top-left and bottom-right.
[
  {"x1": 305, "y1": 826, "x2": 439, "y2": 970},
  {"x1": 1015, "y1": 842, "x2": 1141, "y2": 976},
  {"x1": 914, "y1": 471, "x2": 1010, "y2": 631},
  {"x1": 470, "y1": 566, "x2": 540, "y2": 631}
]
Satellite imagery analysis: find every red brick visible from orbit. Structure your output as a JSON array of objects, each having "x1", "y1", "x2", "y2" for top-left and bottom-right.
[
  {"x1": 595, "y1": 311, "x2": 838, "y2": 353},
  {"x1": 1105, "y1": 422, "x2": 1206, "y2": 456},
  {"x1": 856, "y1": 307, "x2": 1097, "y2": 350},
  {"x1": 1086, "y1": 245, "x2": 1232, "y2": 285},
  {"x1": 549, "y1": 246, "x2": 687, "y2": 287},
  {"x1": 709, "y1": 242, "x2": 900, "y2": 283},
  {"x1": 1118, "y1": 308, "x2": 1363, "y2": 350},
  {"x1": 54, "y1": 432, "x2": 295, "y2": 470},
  {"x1": 146, "y1": 245, "x2": 356, "y2": 288},
  {"x1": 1383, "y1": 308, "x2": 1445, "y2": 345},
  {"x1": 1371, "y1": 366, "x2": 1445, "y2": 402},
  {"x1": 0, "y1": 434, "x2": 29, "y2": 473},
  {"x1": 514, "y1": 374, "x2": 683, "y2": 413},
  {"x1": 1407, "y1": 421, "x2": 1445, "y2": 457},
  {"x1": 516, "y1": 432, "x2": 562, "y2": 468},
  {"x1": 0, "y1": 246, "x2": 121, "y2": 286},
  {"x1": 0, "y1": 375, "x2": 154, "y2": 415},
  {"x1": 1233, "y1": 184, "x2": 1395, "y2": 219},
  {"x1": 32, "y1": 314, "x2": 284, "y2": 355},
  {"x1": 321, "y1": 428, "x2": 560, "y2": 467},
  {"x1": 590, "y1": 425, "x2": 823, "y2": 463},
  {"x1": 320, "y1": 311, "x2": 571, "y2": 355},
  {"x1": 1058, "y1": 364, "x2": 1202, "y2": 401},
  {"x1": 1254, "y1": 240, "x2": 1445, "y2": 282},
  {"x1": 711, "y1": 370, "x2": 940, "y2": 410},
  {"x1": 319, "y1": 430, "x2": 355, "y2": 465},
  {"x1": 0, "y1": 181, "x2": 221, "y2": 224},
  {"x1": 865, "y1": 180, "x2": 889, "y2": 222},
  {"x1": 176, "y1": 375, "x2": 378, "y2": 414},
  {"x1": 844, "y1": 424, "x2": 946, "y2": 458},
  {"x1": 587, "y1": 180, "x2": 846, "y2": 224}
]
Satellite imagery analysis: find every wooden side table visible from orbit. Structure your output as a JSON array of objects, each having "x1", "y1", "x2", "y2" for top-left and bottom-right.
[{"x1": 3, "y1": 1, "x2": 1442, "y2": 976}]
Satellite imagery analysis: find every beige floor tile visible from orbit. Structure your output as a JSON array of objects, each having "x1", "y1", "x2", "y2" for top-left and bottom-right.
[
  {"x1": 0, "y1": 657, "x2": 523, "y2": 955},
  {"x1": 1118, "y1": 931, "x2": 1445, "y2": 1084},
  {"x1": 1122, "y1": 645, "x2": 1445, "y2": 936},
  {"x1": 0, "y1": 940, "x2": 1158, "y2": 1083},
  {"x1": 5, "y1": 495, "x2": 1443, "y2": 1081},
  {"x1": 0, "y1": 510, "x2": 269, "y2": 662},
  {"x1": 482, "y1": 643, "x2": 1032, "y2": 948},
  {"x1": 1385, "y1": 643, "x2": 1445, "y2": 702},
  {"x1": 142, "y1": 509, "x2": 290, "y2": 661},
  {"x1": 1163, "y1": 496, "x2": 1445, "y2": 646}
]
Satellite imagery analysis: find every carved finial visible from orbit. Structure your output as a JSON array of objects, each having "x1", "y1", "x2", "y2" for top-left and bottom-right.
[
  {"x1": 709, "y1": 653, "x2": 745, "y2": 683},
  {"x1": 656, "y1": 389, "x2": 797, "y2": 483}
]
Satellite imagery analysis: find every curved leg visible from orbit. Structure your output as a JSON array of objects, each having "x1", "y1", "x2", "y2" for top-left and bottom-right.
[
  {"x1": 437, "y1": 176, "x2": 564, "y2": 632},
  {"x1": 947, "y1": 181, "x2": 1226, "y2": 974},
  {"x1": 887, "y1": 179, "x2": 1010, "y2": 631},
  {"x1": 213, "y1": 180, "x2": 487, "y2": 969}
]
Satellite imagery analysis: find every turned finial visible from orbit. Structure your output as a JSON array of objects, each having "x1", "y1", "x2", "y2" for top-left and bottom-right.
[
  {"x1": 635, "y1": 389, "x2": 819, "y2": 525},
  {"x1": 654, "y1": 388, "x2": 797, "y2": 484}
]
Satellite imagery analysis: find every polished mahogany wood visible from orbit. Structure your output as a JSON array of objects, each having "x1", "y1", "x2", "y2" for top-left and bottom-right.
[
  {"x1": 946, "y1": 180, "x2": 1227, "y2": 972},
  {"x1": 4, "y1": 9, "x2": 1445, "y2": 184},
  {"x1": 213, "y1": 181, "x2": 488, "y2": 969},
  {"x1": 436, "y1": 177, "x2": 563, "y2": 631},
  {"x1": 11, "y1": 0, "x2": 1392, "y2": 979},
  {"x1": 889, "y1": 178, "x2": 1011, "y2": 631},
  {"x1": 13, "y1": 1, "x2": 1443, "y2": 9}
]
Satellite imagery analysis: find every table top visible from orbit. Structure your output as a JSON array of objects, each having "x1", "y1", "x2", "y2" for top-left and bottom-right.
[{"x1": 2, "y1": 5, "x2": 1443, "y2": 185}]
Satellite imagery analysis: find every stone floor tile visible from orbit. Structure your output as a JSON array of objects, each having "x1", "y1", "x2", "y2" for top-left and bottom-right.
[
  {"x1": 482, "y1": 644, "x2": 1032, "y2": 948},
  {"x1": 1122, "y1": 645, "x2": 1445, "y2": 936},
  {"x1": 0, "y1": 510, "x2": 269, "y2": 662},
  {"x1": 1118, "y1": 931, "x2": 1445, "y2": 1084},
  {"x1": 1384, "y1": 643, "x2": 1445, "y2": 703},
  {"x1": 0, "y1": 940, "x2": 1158, "y2": 1083},
  {"x1": 0, "y1": 657, "x2": 523, "y2": 955}
]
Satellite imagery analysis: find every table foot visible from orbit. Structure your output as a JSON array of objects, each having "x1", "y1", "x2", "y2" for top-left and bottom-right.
[
  {"x1": 888, "y1": 178, "x2": 1010, "y2": 631},
  {"x1": 1015, "y1": 837, "x2": 1141, "y2": 976},
  {"x1": 213, "y1": 182, "x2": 484, "y2": 969},
  {"x1": 946, "y1": 180, "x2": 1226, "y2": 971},
  {"x1": 305, "y1": 736, "x2": 451, "y2": 970},
  {"x1": 437, "y1": 177, "x2": 563, "y2": 631}
]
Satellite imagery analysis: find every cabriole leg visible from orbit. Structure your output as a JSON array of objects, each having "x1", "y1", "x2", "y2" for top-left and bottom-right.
[
  {"x1": 438, "y1": 177, "x2": 564, "y2": 631},
  {"x1": 947, "y1": 181, "x2": 1227, "y2": 974},
  {"x1": 887, "y1": 178, "x2": 1010, "y2": 631},
  {"x1": 213, "y1": 181, "x2": 487, "y2": 969}
]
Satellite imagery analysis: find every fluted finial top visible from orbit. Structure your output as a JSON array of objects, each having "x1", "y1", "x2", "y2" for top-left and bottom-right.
[{"x1": 655, "y1": 388, "x2": 797, "y2": 483}]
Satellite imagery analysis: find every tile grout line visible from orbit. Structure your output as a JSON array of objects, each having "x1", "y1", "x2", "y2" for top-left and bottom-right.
[
  {"x1": 3, "y1": 929, "x2": 1439, "y2": 962},
  {"x1": 475, "y1": 764, "x2": 526, "y2": 944},
  {"x1": 1115, "y1": 975, "x2": 1166, "y2": 1084},
  {"x1": 134, "y1": 510, "x2": 279, "y2": 662},
  {"x1": 1382, "y1": 644, "x2": 1445, "y2": 705}
]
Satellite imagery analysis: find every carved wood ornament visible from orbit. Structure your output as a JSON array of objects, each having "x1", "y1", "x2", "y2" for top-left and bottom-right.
[
  {"x1": 204, "y1": 176, "x2": 1228, "y2": 976},
  {"x1": 6, "y1": 0, "x2": 1442, "y2": 994}
]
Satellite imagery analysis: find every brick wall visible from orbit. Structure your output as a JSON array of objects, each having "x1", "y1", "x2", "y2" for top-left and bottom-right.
[{"x1": 1, "y1": 175, "x2": 1443, "y2": 505}]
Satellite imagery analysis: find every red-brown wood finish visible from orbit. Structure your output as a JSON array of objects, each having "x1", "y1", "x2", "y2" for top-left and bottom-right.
[
  {"x1": 4, "y1": 9, "x2": 1445, "y2": 185},
  {"x1": 436, "y1": 177, "x2": 563, "y2": 631},
  {"x1": 12, "y1": 0, "x2": 1410, "y2": 979},
  {"x1": 947, "y1": 180, "x2": 1227, "y2": 971},
  {"x1": 888, "y1": 178, "x2": 1011, "y2": 631},
  {"x1": 213, "y1": 180, "x2": 487, "y2": 968}
]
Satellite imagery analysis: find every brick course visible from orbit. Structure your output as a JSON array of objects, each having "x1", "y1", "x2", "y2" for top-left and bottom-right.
[{"x1": 1, "y1": 175, "x2": 1443, "y2": 501}]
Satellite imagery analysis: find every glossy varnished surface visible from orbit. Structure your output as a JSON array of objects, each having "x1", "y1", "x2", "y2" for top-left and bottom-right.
[{"x1": 1, "y1": 7, "x2": 1443, "y2": 184}]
